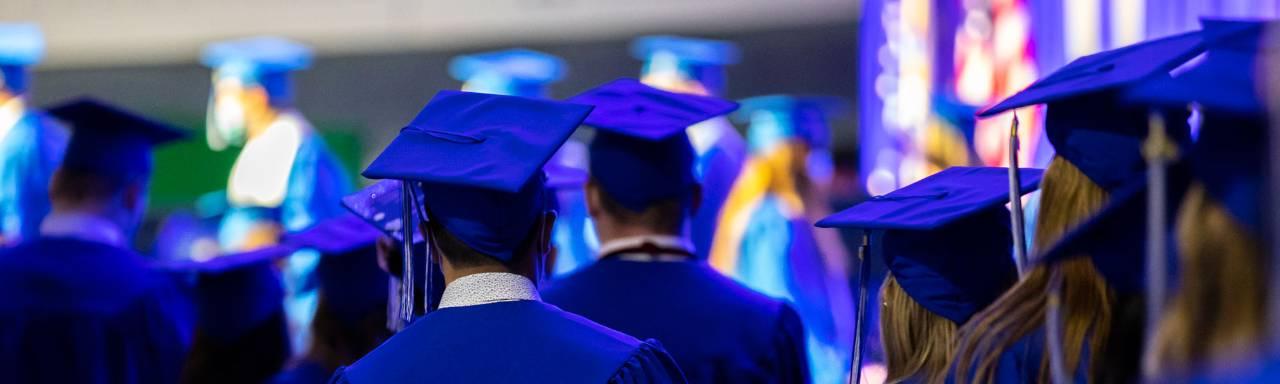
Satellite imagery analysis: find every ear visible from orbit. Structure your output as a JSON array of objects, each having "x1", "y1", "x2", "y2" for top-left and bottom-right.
[
  {"x1": 584, "y1": 179, "x2": 603, "y2": 218},
  {"x1": 121, "y1": 179, "x2": 145, "y2": 212},
  {"x1": 688, "y1": 183, "x2": 704, "y2": 216},
  {"x1": 375, "y1": 236, "x2": 401, "y2": 276}
]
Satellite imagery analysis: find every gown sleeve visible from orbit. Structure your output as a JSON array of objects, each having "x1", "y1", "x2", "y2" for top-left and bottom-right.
[
  {"x1": 773, "y1": 303, "x2": 812, "y2": 384},
  {"x1": 608, "y1": 340, "x2": 688, "y2": 384}
]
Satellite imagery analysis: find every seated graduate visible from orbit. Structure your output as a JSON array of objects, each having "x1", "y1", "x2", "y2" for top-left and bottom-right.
[
  {"x1": 949, "y1": 30, "x2": 1201, "y2": 384},
  {"x1": 160, "y1": 244, "x2": 295, "y2": 384},
  {"x1": 0, "y1": 98, "x2": 189, "y2": 383},
  {"x1": 541, "y1": 78, "x2": 809, "y2": 383},
  {"x1": 271, "y1": 215, "x2": 392, "y2": 384},
  {"x1": 816, "y1": 166, "x2": 1040, "y2": 383},
  {"x1": 330, "y1": 90, "x2": 686, "y2": 383},
  {"x1": 1130, "y1": 21, "x2": 1274, "y2": 379}
]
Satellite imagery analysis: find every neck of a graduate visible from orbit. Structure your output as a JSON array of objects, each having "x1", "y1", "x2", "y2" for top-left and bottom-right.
[
  {"x1": 48, "y1": 199, "x2": 137, "y2": 243},
  {"x1": 245, "y1": 104, "x2": 282, "y2": 140},
  {"x1": 0, "y1": 89, "x2": 16, "y2": 106},
  {"x1": 438, "y1": 250, "x2": 540, "y2": 287},
  {"x1": 594, "y1": 218, "x2": 682, "y2": 246}
]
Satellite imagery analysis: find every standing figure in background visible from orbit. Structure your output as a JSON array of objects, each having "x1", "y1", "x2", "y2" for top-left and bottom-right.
[
  {"x1": 449, "y1": 48, "x2": 596, "y2": 276},
  {"x1": 0, "y1": 23, "x2": 67, "y2": 246},
  {"x1": 632, "y1": 35, "x2": 746, "y2": 261},
  {"x1": 0, "y1": 99, "x2": 189, "y2": 383},
  {"x1": 710, "y1": 95, "x2": 855, "y2": 383},
  {"x1": 201, "y1": 36, "x2": 353, "y2": 352}
]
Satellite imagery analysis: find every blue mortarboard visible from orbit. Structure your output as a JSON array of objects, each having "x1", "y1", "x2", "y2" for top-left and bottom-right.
[
  {"x1": 817, "y1": 166, "x2": 1044, "y2": 323},
  {"x1": 285, "y1": 214, "x2": 389, "y2": 325},
  {"x1": 980, "y1": 31, "x2": 1205, "y2": 191},
  {"x1": 735, "y1": 94, "x2": 850, "y2": 152},
  {"x1": 0, "y1": 23, "x2": 43, "y2": 93},
  {"x1": 450, "y1": 49, "x2": 566, "y2": 98},
  {"x1": 47, "y1": 97, "x2": 189, "y2": 177},
  {"x1": 632, "y1": 35, "x2": 740, "y2": 96},
  {"x1": 363, "y1": 91, "x2": 592, "y2": 261},
  {"x1": 156, "y1": 245, "x2": 294, "y2": 341},
  {"x1": 342, "y1": 180, "x2": 425, "y2": 244},
  {"x1": 569, "y1": 78, "x2": 738, "y2": 211},
  {"x1": 201, "y1": 37, "x2": 312, "y2": 104}
]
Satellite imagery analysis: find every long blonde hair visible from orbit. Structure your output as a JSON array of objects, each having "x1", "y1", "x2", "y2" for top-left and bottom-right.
[
  {"x1": 1147, "y1": 182, "x2": 1267, "y2": 376},
  {"x1": 881, "y1": 275, "x2": 959, "y2": 383},
  {"x1": 951, "y1": 156, "x2": 1113, "y2": 384}
]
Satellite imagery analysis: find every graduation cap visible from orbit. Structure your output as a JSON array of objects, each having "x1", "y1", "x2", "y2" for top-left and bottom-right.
[
  {"x1": 47, "y1": 97, "x2": 189, "y2": 177},
  {"x1": 735, "y1": 94, "x2": 849, "y2": 152},
  {"x1": 632, "y1": 35, "x2": 740, "y2": 96},
  {"x1": 979, "y1": 31, "x2": 1204, "y2": 191},
  {"x1": 342, "y1": 180, "x2": 425, "y2": 245},
  {"x1": 450, "y1": 48, "x2": 566, "y2": 98},
  {"x1": 568, "y1": 78, "x2": 738, "y2": 212},
  {"x1": 1125, "y1": 23, "x2": 1273, "y2": 235},
  {"x1": 156, "y1": 244, "x2": 294, "y2": 341},
  {"x1": 285, "y1": 214, "x2": 389, "y2": 325},
  {"x1": 363, "y1": 90, "x2": 592, "y2": 261},
  {"x1": 0, "y1": 23, "x2": 42, "y2": 93},
  {"x1": 201, "y1": 37, "x2": 312, "y2": 104},
  {"x1": 817, "y1": 166, "x2": 1043, "y2": 380}
]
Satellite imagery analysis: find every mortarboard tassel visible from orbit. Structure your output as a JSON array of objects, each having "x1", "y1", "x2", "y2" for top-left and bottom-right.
[
  {"x1": 1008, "y1": 113, "x2": 1029, "y2": 277},
  {"x1": 399, "y1": 182, "x2": 416, "y2": 328},
  {"x1": 1140, "y1": 112, "x2": 1176, "y2": 379},
  {"x1": 849, "y1": 232, "x2": 872, "y2": 384}
]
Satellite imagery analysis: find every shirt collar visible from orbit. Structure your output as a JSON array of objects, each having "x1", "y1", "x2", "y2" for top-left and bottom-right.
[
  {"x1": 40, "y1": 212, "x2": 128, "y2": 247},
  {"x1": 597, "y1": 234, "x2": 695, "y2": 262},
  {"x1": 437, "y1": 272, "x2": 541, "y2": 310}
]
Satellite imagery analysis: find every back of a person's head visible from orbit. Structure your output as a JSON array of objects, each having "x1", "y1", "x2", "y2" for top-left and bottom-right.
[
  {"x1": 1148, "y1": 182, "x2": 1265, "y2": 376},
  {"x1": 952, "y1": 155, "x2": 1114, "y2": 384},
  {"x1": 48, "y1": 167, "x2": 144, "y2": 209},
  {"x1": 881, "y1": 274, "x2": 958, "y2": 383},
  {"x1": 593, "y1": 182, "x2": 688, "y2": 235}
]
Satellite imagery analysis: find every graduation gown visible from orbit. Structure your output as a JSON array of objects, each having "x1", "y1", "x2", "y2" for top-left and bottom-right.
[
  {"x1": 330, "y1": 300, "x2": 686, "y2": 384},
  {"x1": 0, "y1": 109, "x2": 67, "y2": 244},
  {"x1": 0, "y1": 237, "x2": 190, "y2": 384},
  {"x1": 946, "y1": 327, "x2": 1091, "y2": 384},
  {"x1": 542, "y1": 253, "x2": 810, "y2": 384},
  {"x1": 271, "y1": 360, "x2": 330, "y2": 384}
]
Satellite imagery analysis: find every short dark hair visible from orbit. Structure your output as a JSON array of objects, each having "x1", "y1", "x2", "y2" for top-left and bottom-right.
[
  {"x1": 48, "y1": 168, "x2": 143, "y2": 206},
  {"x1": 595, "y1": 186, "x2": 687, "y2": 235},
  {"x1": 425, "y1": 217, "x2": 541, "y2": 269}
]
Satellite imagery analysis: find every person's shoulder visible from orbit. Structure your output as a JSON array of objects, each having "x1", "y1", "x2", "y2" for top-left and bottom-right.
[{"x1": 688, "y1": 262, "x2": 792, "y2": 320}]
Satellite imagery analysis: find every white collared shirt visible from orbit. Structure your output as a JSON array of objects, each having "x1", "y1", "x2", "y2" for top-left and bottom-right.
[
  {"x1": 437, "y1": 272, "x2": 541, "y2": 310},
  {"x1": 596, "y1": 235, "x2": 695, "y2": 262},
  {"x1": 40, "y1": 212, "x2": 128, "y2": 248}
]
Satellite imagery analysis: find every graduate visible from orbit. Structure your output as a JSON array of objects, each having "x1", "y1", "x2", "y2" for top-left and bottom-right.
[
  {"x1": 949, "y1": 31, "x2": 1204, "y2": 384},
  {"x1": 541, "y1": 78, "x2": 809, "y2": 383},
  {"x1": 0, "y1": 98, "x2": 189, "y2": 383},
  {"x1": 708, "y1": 94, "x2": 855, "y2": 382},
  {"x1": 1123, "y1": 20, "x2": 1275, "y2": 379},
  {"x1": 331, "y1": 90, "x2": 685, "y2": 383},
  {"x1": 817, "y1": 166, "x2": 1040, "y2": 383},
  {"x1": 0, "y1": 23, "x2": 68, "y2": 245},
  {"x1": 201, "y1": 36, "x2": 353, "y2": 351},
  {"x1": 449, "y1": 48, "x2": 596, "y2": 276},
  {"x1": 161, "y1": 244, "x2": 295, "y2": 384},
  {"x1": 632, "y1": 35, "x2": 745, "y2": 262},
  {"x1": 271, "y1": 215, "x2": 392, "y2": 384}
]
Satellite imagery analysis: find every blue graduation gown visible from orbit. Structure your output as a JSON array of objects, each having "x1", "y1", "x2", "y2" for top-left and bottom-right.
[
  {"x1": 542, "y1": 256, "x2": 810, "y2": 383},
  {"x1": 0, "y1": 112, "x2": 67, "y2": 244},
  {"x1": 330, "y1": 300, "x2": 687, "y2": 384},
  {"x1": 0, "y1": 237, "x2": 190, "y2": 384}
]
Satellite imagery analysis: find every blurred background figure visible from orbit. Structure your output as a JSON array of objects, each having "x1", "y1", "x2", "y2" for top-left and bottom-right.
[
  {"x1": 447, "y1": 48, "x2": 597, "y2": 276},
  {"x1": 710, "y1": 93, "x2": 855, "y2": 382},
  {"x1": 0, "y1": 23, "x2": 66, "y2": 246},
  {"x1": 0, "y1": 98, "x2": 189, "y2": 383},
  {"x1": 273, "y1": 215, "x2": 392, "y2": 384},
  {"x1": 165, "y1": 244, "x2": 295, "y2": 384},
  {"x1": 201, "y1": 36, "x2": 353, "y2": 353},
  {"x1": 633, "y1": 35, "x2": 746, "y2": 263}
]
